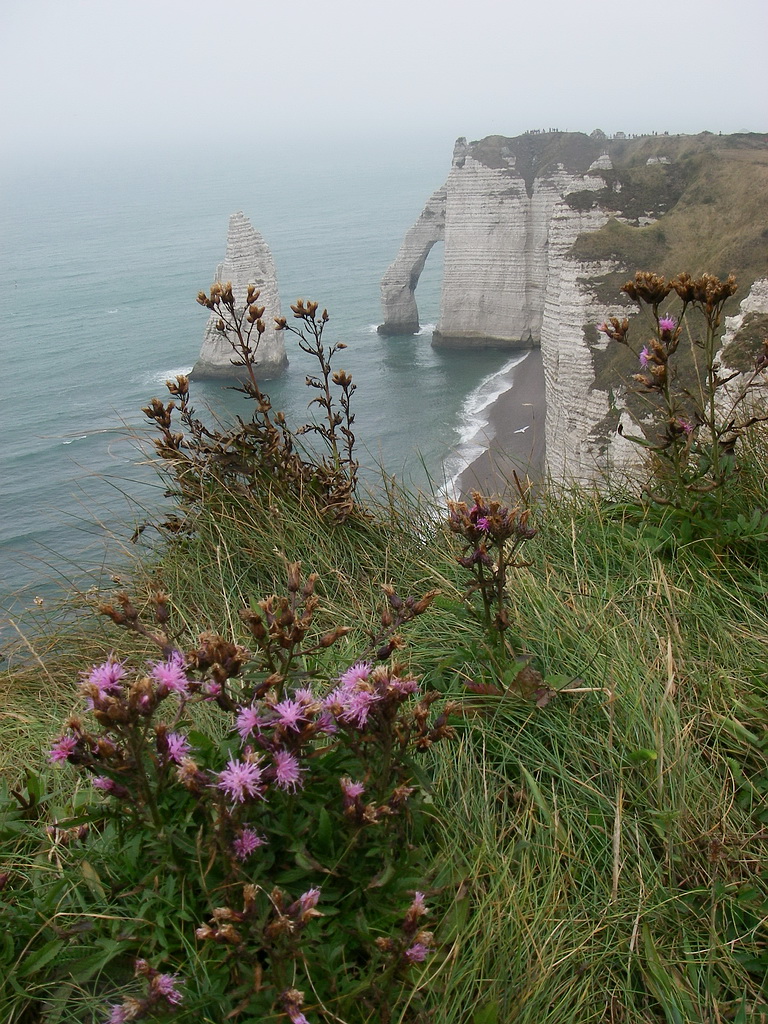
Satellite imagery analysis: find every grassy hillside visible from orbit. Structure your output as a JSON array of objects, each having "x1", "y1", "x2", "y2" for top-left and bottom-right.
[
  {"x1": 469, "y1": 132, "x2": 768, "y2": 298},
  {"x1": 571, "y1": 136, "x2": 768, "y2": 308},
  {"x1": 1, "y1": 167, "x2": 767, "y2": 1020},
  {"x1": 2, "y1": 442, "x2": 766, "y2": 1022}
]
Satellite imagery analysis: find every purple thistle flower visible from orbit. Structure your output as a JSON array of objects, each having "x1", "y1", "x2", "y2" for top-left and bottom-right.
[
  {"x1": 338, "y1": 661, "x2": 371, "y2": 688},
  {"x1": 340, "y1": 688, "x2": 381, "y2": 728},
  {"x1": 410, "y1": 891, "x2": 428, "y2": 915},
  {"x1": 404, "y1": 942, "x2": 431, "y2": 963},
  {"x1": 658, "y1": 315, "x2": 677, "y2": 333},
  {"x1": 232, "y1": 826, "x2": 266, "y2": 861},
  {"x1": 341, "y1": 777, "x2": 366, "y2": 800},
  {"x1": 49, "y1": 735, "x2": 78, "y2": 763},
  {"x1": 87, "y1": 658, "x2": 126, "y2": 696},
  {"x1": 81, "y1": 658, "x2": 126, "y2": 709},
  {"x1": 92, "y1": 776, "x2": 131, "y2": 799},
  {"x1": 107, "y1": 1005, "x2": 130, "y2": 1024},
  {"x1": 273, "y1": 749, "x2": 304, "y2": 792},
  {"x1": 288, "y1": 1014, "x2": 309, "y2": 1024},
  {"x1": 298, "y1": 887, "x2": 321, "y2": 914},
  {"x1": 165, "y1": 732, "x2": 191, "y2": 764},
  {"x1": 236, "y1": 704, "x2": 264, "y2": 742},
  {"x1": 150, "y1": 972, "x2": 183, "y2": 1006},
  {"x1": 293, "y1": 687, "x2": 315, "y2": 704},
  {"x1": 216, "y1": 757, "x2": 265, "y2": 803},
  {"x1": 676, "y1": 418, "x2": 694, "y2": 435},
  {"x1": 322, "y1": 686, "x2": 345, "y2": 711},
  {"x1": 388, "y1": 676, "x2": 419, "y2": 697},
  {"x1": 272, "y1": 698, "x2": 307, "y2": 732},
  {"x1": 639, "y1": 346, "x2": 651, "y2": 368},
  {"x1": 289, "y1": 886, "x2": 322, "y2": 924},
  {"x1": 475, "y1": 516, "x2": 490, "y2": 532},
  {"x1": 314, "y1": 710, "x2": 338, "y2": 735},
  {"x1": 150, "y1": 652, "x2": 189, "y2": 695}
]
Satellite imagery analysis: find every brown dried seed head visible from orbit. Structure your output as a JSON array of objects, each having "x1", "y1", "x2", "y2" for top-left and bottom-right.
[
  {"x1": 669, "y1": 272, "x2": 695, "y2": 303},
  {"x1": 97, "y1": 602, "x2": 126, "y2": 625},
  {"x1": 622, "y1": 271, "x2": 672, "y2": 306},
  {"x1": 319, "y1": 626, "x2": 351, "y2": 647}
]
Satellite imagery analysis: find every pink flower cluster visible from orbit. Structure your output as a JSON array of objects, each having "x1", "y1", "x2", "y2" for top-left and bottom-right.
[
  {"x1": 48, "y1": 655, "x2": 195, "y2": 789},
  {"x1": 232, "y1": 826, "x2": 266, "y2": 861},
  {"x1": 150, "y1": 651, "x2": 190, "y2": 697},
  {"x1": 106, "y1": 959, "x2": 183, "y2": 1022},
  {"x1": 76, "y1": 653, "x2": 190, "y2": 715},
  {"x1": 324, "y1": 662, "x2": 419, "y2": 728},
  {"x1": 219, "y1": 664, "x2": 421, "y2": 831}
]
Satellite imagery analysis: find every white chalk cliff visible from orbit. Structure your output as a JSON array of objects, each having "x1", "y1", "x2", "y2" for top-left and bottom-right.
[
  {"x1": 716, "y1": 277, "x2": 768, "y2": 408},
  {"x1": 380, "y1": 131, "x2": 768, "y2": 484},
  {"x1": 378, "y1": 187, "x2": 446, "y2": 335},
  {"x1": 380, "y1": 135, "x2": 611, "y2": 348},
  {"x1": 192, "y1": 212, "x2": 287, "y2": 380},
  {"x1": 380, "y1": 133, "x2": 630, "y2": 480}
]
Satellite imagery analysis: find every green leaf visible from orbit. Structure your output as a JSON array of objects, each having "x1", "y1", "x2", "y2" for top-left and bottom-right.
[
  {"x1": 18, "y1": 938, "x2": 66, "y2": 979},
  {"x1": 628, "y1": 748, "x2": 658, "y2": 763},
  {"x1": 79, "y1": 859, "x2": 106, "y2": 899},
  {"x1": 620, "y1": 431, "x2": 659, "y2": 449},
  {"x1": 713, "y1": 714, "x2": 763, "y2": 749},
  {"x1": 367, "y1": 862, "x2": 396, "y2": 890},
  {"x1": 316, "y1": 807, "x2": 333, "y2": 853},
  {"x1": 472, "y1": 1001, "x2": 499, "y2": 1024}
]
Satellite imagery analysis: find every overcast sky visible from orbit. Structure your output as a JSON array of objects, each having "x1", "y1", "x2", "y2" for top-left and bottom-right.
[{"x1": 1, "y1": 0, "x2": 766, "y2": 160}]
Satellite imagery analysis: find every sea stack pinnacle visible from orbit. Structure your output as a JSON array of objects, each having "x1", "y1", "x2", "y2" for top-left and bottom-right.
[{"x1": 191, "y1": 211, "x2": 287, "y2": 380}]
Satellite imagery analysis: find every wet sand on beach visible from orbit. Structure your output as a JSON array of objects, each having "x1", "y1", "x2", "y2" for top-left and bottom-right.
[{"x1": 456, "y1": 348, "x2": 546, "y2": 499}]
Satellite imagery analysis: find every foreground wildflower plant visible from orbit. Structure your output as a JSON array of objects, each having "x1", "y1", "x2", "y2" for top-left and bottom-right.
[
  {"x1": 448, "y1": 485, "x2": 536, "y2": 639},
  {"x1": 601, "y1": 272, "x2": 768, "y2": 538},
  {"x1": 142, "y1": 290, "x2": 359, "y2": 525},
  {"x1": 47, "y1": 564, "x2": 457, "y2": 1022},
  {"x1": 108, "y1": 960, "x2": 183, "y2": 1023}
]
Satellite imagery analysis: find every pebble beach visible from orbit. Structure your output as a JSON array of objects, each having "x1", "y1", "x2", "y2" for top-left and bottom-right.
[{"x1": 456, "y1": 348, "x2": 546, "y2": 499}]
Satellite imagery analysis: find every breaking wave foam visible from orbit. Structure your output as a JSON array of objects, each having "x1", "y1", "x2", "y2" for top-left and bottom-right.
[
  {"x1": 141, "y1": 365, "x2": 194, "y2": 387},
  {"x1": 440, "y1": 352, "x2": 530, "y2": 501}
]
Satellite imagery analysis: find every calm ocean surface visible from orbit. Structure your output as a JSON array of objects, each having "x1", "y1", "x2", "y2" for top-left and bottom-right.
[{"x1": 1, "y1": 137, "x2": 521, "y2": 627}]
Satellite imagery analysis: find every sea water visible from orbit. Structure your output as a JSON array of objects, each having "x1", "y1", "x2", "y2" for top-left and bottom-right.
[{"x1": 0, "y1": 136, "x2": 520, "y2": 626}]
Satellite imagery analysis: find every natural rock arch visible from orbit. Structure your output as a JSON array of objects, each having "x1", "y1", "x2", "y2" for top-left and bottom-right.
[{"x1": 377, "y1": 186, "x2": 446, "y2": 335}]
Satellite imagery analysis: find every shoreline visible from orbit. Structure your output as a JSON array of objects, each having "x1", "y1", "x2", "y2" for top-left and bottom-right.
[{"x1": 455, "y1": 348, "x2": 546, "y2": 499}]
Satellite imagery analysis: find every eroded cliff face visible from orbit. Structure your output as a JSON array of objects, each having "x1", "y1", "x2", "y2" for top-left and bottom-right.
[
  {"x1": 435, "y1": 141, "x2": 598, "y2": 347},
  {"x1": 539, "y1": 195, "x2": 637, "y2": 485},
  {"x1": 378, "y1": 187, "x2": 446, "y2": 335},
  {"x1": 540, "y1": 256, "x2": 639, "y2": 486},
  {"x1": 719, "y1": 278, "x2": 768, "y2": 374},
  {"x1": 192, "y1": 212, "x2": 287, "y2": 380},
  {"x1": 381, "y1": 131, "x2": 768, "y2": 483},
  {"x1": 380, "y1": 133, "x2": 611, "y2": 346}
]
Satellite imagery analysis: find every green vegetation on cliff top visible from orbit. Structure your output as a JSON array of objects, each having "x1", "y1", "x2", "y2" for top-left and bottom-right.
[
  {"x1": 471, "y1": 131, "x2": 768, "y2": 307},
  {"x1": 2, "y1": 431, "x2": 767, "y2": 1022}
]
